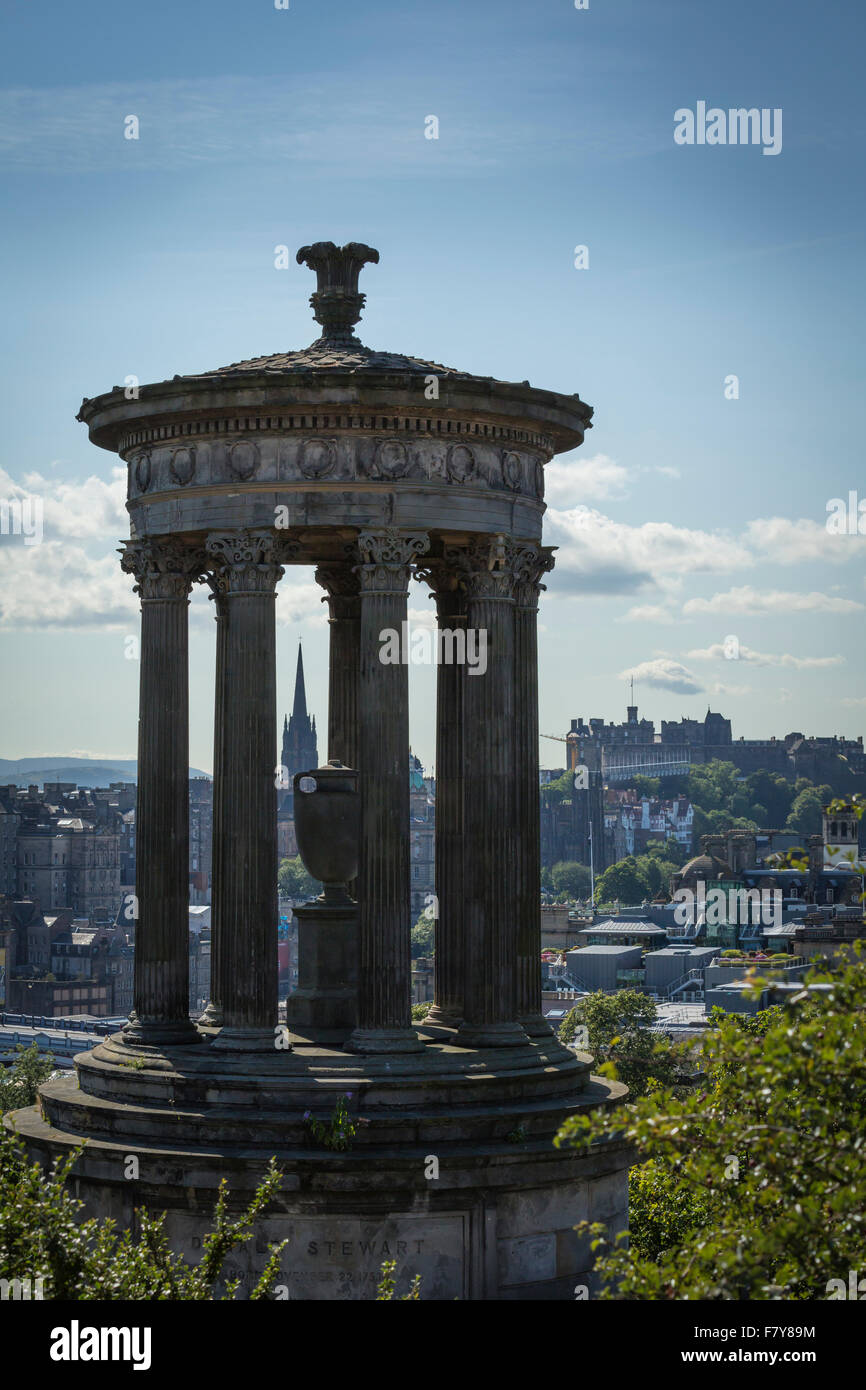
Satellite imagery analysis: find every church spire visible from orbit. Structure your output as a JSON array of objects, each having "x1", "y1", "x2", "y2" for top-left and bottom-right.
[{"x1": 292, "y1": 642, "x2": 308, "y2": 723}]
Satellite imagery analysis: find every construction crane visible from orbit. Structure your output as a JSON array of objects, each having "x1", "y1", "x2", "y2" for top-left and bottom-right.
[{"x1": 540, "y1": 731, "x2": 579, "y2": 770}]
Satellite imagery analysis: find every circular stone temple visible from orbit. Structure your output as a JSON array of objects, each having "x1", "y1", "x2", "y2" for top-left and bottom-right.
[{"x1": 11, "y1": 243, "x2": 630, "y2": 1300}]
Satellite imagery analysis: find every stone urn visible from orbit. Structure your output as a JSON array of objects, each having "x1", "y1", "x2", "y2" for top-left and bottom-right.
[{"x1": 293, "y1": 760, "x2": 359, "y2": 905}]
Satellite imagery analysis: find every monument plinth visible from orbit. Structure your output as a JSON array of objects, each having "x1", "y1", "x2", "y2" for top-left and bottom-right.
[{"x1": 9, "y1": 243, "x2": 630, "y2": 1299}]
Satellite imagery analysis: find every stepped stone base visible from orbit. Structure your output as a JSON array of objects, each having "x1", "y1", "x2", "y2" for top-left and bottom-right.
[{"x1": 7, "y1": 1021, "x2": 631, "y2": 1301}]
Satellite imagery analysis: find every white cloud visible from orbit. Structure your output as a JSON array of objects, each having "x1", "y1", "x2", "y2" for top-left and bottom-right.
[
  {"x1": 545, "y1": 506, "x2": 750, "y2": 598},
  {"x1": 683, "y1": 586, "x2": 863, "y2": 617},
  {"x1": 618, "y1": 604, "x2": 677, "y2": 624},
  {"x1": 0, "y1": 540, "x2": 137, "y2": 630},
  {"x1": 745, "y1": 516, "x2": 866, "y2": 564},
  {"x1": 544, "y1": 453, "x2": 630, "y2": 508},
  {"x1": 618, "y1": 658, "x2": 703, "y2": 696},
  {"x1": 0, "y1": 465, "x2": 127, "y2": 541},
  {"x1": 711, "y1": 682, "x2": 752, "y2": 696},
  {"x1": 686, "y1": 642, "x2": 844, "y2": 670}
]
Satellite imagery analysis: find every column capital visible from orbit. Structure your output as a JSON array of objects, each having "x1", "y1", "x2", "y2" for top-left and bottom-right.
[
  {"x1": 119, "y1": 537, "x2": 205, "y2": 601},
  {"x1": 315, "y1": 560, "x2": 361, "y2": 620},
  {"x1": 205, "y1": 530, "x2": 288, "y2": 594},
  {"x1": 451, "y1": 534, "x2": 519, "y2": 602},
  {"x1": 415, "y1": 558, "x2": 466, "y2": 621},
  {"x1": 356, "y1": 529, "x2": 429, "y2": 593},
  {"x1": 513, "y1": 544, "x2": 556, "y2": 608}
]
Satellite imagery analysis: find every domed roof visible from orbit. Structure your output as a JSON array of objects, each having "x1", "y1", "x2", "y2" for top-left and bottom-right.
[
  {"x1": 678, "y1": 853, "x2": 734, "y2": 884},
  {"x1": 192, "y1": 339, "x2": 470, "y2": 381}
]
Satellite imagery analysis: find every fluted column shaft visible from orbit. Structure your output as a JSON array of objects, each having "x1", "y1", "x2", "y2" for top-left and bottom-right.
[
  {"x1": 514, "y1": 545, "x2": 556, "y2": 1035},
  {"x1": 315, "y1": 562, "x2": 361, "y2": 771},
  {"x1": 119, "y1": 539, "x2": 202, "y2": 1047},
  {"x1": 417, "y1": 563, "x2": 466, "y2": 1023},
  {"x1": 207, "y1": 531, "x2": 285, "y2": 1052},
  {"x1": 200, "y1": 585, "x2": 227, "y2": 1026},
  {"x1": 456, "y1": 539, "x2": 527, "y2": 1049},
  {"x1": 347, "y1": 529, "x2": 429, "y2": 1054}
]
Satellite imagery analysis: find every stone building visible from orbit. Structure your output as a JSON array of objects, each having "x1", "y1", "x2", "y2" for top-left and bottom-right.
[
  {"x1": 0, "y1": 788, "x2": 20, "y2": 900},
  {"x1": 409, "y1": 753, "x2": 435, "y2": 921}
]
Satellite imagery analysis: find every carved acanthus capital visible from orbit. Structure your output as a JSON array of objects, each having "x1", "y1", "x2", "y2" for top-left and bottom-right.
[
  {"x1": 355, "y1": 529, "x2": 430, "y2": 594},
  {"x1": 450, "y1": 534, "x2": 519, "y2": 602},
  {"x1": 415, "y1": 557, "x2": 466, "y2": 621},
  {"x1": 205, "y1": 530, "x2": 285, "y2": 595},
  {"x1": 513, "y1": 544, "x2": 556, "y2": 608},
  {"x1": 119, "y1": 537, "x2": 205, "y2": 601},
  {"x1": 315, "y1": 561, "x2": 361, "y2": 620}
]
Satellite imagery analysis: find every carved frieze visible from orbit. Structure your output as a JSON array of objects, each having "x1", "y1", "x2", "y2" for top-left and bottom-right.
[{"x1": 122, "y1": 431, "x2": 548, "y2": 503}]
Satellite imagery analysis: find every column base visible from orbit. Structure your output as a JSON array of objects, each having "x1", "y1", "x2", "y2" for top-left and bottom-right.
[
  {"x1": 519, "y1": 1013, "x2": 555, "y2": 1038},
  {"x1": 210, "y1": 1026, "x2": 285, "y2": 1054},
  {"x1": 424, "y1": 1004, "x2": 463, "y2": 1027},
  {"x1": 198, "y1": 1002, "x2": 224, "y2": 1027},
  {"x1": 344, "y1": 1027, "x2": 426, "y2": 1055},
  {"x1": 121, "y1": 1016, "x2": 202, "y2": 1048},
  {"x1": 454, "y1": 1021, "x2": 530, "y2": 1049}
]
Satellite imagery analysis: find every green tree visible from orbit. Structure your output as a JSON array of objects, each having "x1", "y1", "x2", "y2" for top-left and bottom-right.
[
  {"x1": 555, "y1": 948, "x2": 866, "y2": 1299},
  {"x1": 410, "y1": 908, "x2": 435, "y2": 959},
  {"x1": 550, "y1": 861, "x2": 592, "y2": 899},
  {"x1": 0, "y1": 1047, "x2": 286, "y2": 1300},
  {"x1": 632, "y1": 776, "x2": 661, "y2": 799},
  {"x1": 0, "y1": 1043, "x2": 54, "y2": 1115},
  {"x1": 785, "y1": 787, "x2": 824, "y2": 835},
  {"x1": 596, "y1": 858, "x2": 646, "y2": 906},
  {"x1": 556, "y1": 990, "x2": 680, "y2": 1098},
  {"x1": 277, "y1": 856, "x2": 320, "y2": 900},
  {"x1": 0, "y1": 1129, "x2": 285, "y2": 1299}
]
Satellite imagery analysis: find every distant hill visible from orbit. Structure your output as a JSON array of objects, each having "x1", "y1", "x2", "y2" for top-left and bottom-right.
[{"x1": 0, "y1": 757, "x2": 211, "y2": 788}]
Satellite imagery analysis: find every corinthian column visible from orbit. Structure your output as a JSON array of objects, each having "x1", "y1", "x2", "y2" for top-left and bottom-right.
[
  {"x1": 416, "y1": 557, "x2": 466, "y2": 1024},
  {"x1": 346, "y1": 529, "x2": 429, "y2": 1054},
  {"x1": 455, "y1": 537, "x2": 528, "y2": 1049},
  {"x1": 119, "y1": 537, "x2": 203, "y2": 1047},
  {"x1": 514, "y1": 544, "x2": 556, "y2": 1036},
  {"x1": 206, "y1": 530, "x2": 285, "y2": 1052}
]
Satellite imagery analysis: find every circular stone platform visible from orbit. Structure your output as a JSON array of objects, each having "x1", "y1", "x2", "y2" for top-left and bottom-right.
[{"x1": 9, "y1": 1023, "x2": 630, "y2": 1301}]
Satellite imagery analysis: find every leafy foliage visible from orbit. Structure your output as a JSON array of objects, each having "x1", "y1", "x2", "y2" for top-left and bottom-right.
[
  {"x1": 550, "y1": 861, "x2": 592, "y2": 899},
  {"x1": 0, "y1": 1125, "x2": 285, "y2": 1299},
  {"x1": 0, "y1": 1043, "x2": 54, "y2": 1114},
  {"x1": 556, "y1": 990, "x2": 681, "y2": 1098},
  {"x1": 376, "y1": 1259, "x2": 421, "y2": 1300},
  {"x1": 410, "y1": 908, "x2": 435, "y2": 959},
  {"x1": 277, "y1": 855, "x2": 320, "y2": 901},
  {"x1": 555, "y1": 948, "x2": 866, "y2": 1299}
]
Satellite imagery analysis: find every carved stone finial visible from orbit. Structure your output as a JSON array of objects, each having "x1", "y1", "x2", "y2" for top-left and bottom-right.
[{"x1": 295, "y1": 241, "x2": 380, "y2": 343}]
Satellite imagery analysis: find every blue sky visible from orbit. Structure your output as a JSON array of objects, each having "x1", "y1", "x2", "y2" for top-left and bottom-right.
[{"x1": 0, "y1": 0, "x2": 864, "y2": 772}]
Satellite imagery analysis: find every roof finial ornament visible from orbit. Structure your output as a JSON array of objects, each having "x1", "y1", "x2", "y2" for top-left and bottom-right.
[{"x1": 296, "y1": 241, "x2": 380, "y2": 345}]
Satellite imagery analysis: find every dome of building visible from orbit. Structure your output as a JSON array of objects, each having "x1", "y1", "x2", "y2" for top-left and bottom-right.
[{"x1": 676, "y1": 852, "x2": 734, "y2": 885}]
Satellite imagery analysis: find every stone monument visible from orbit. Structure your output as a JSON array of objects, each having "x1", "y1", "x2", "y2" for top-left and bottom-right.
[{"x1": 9, "y1": 242, "x2": 631, "y2": 1299}]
